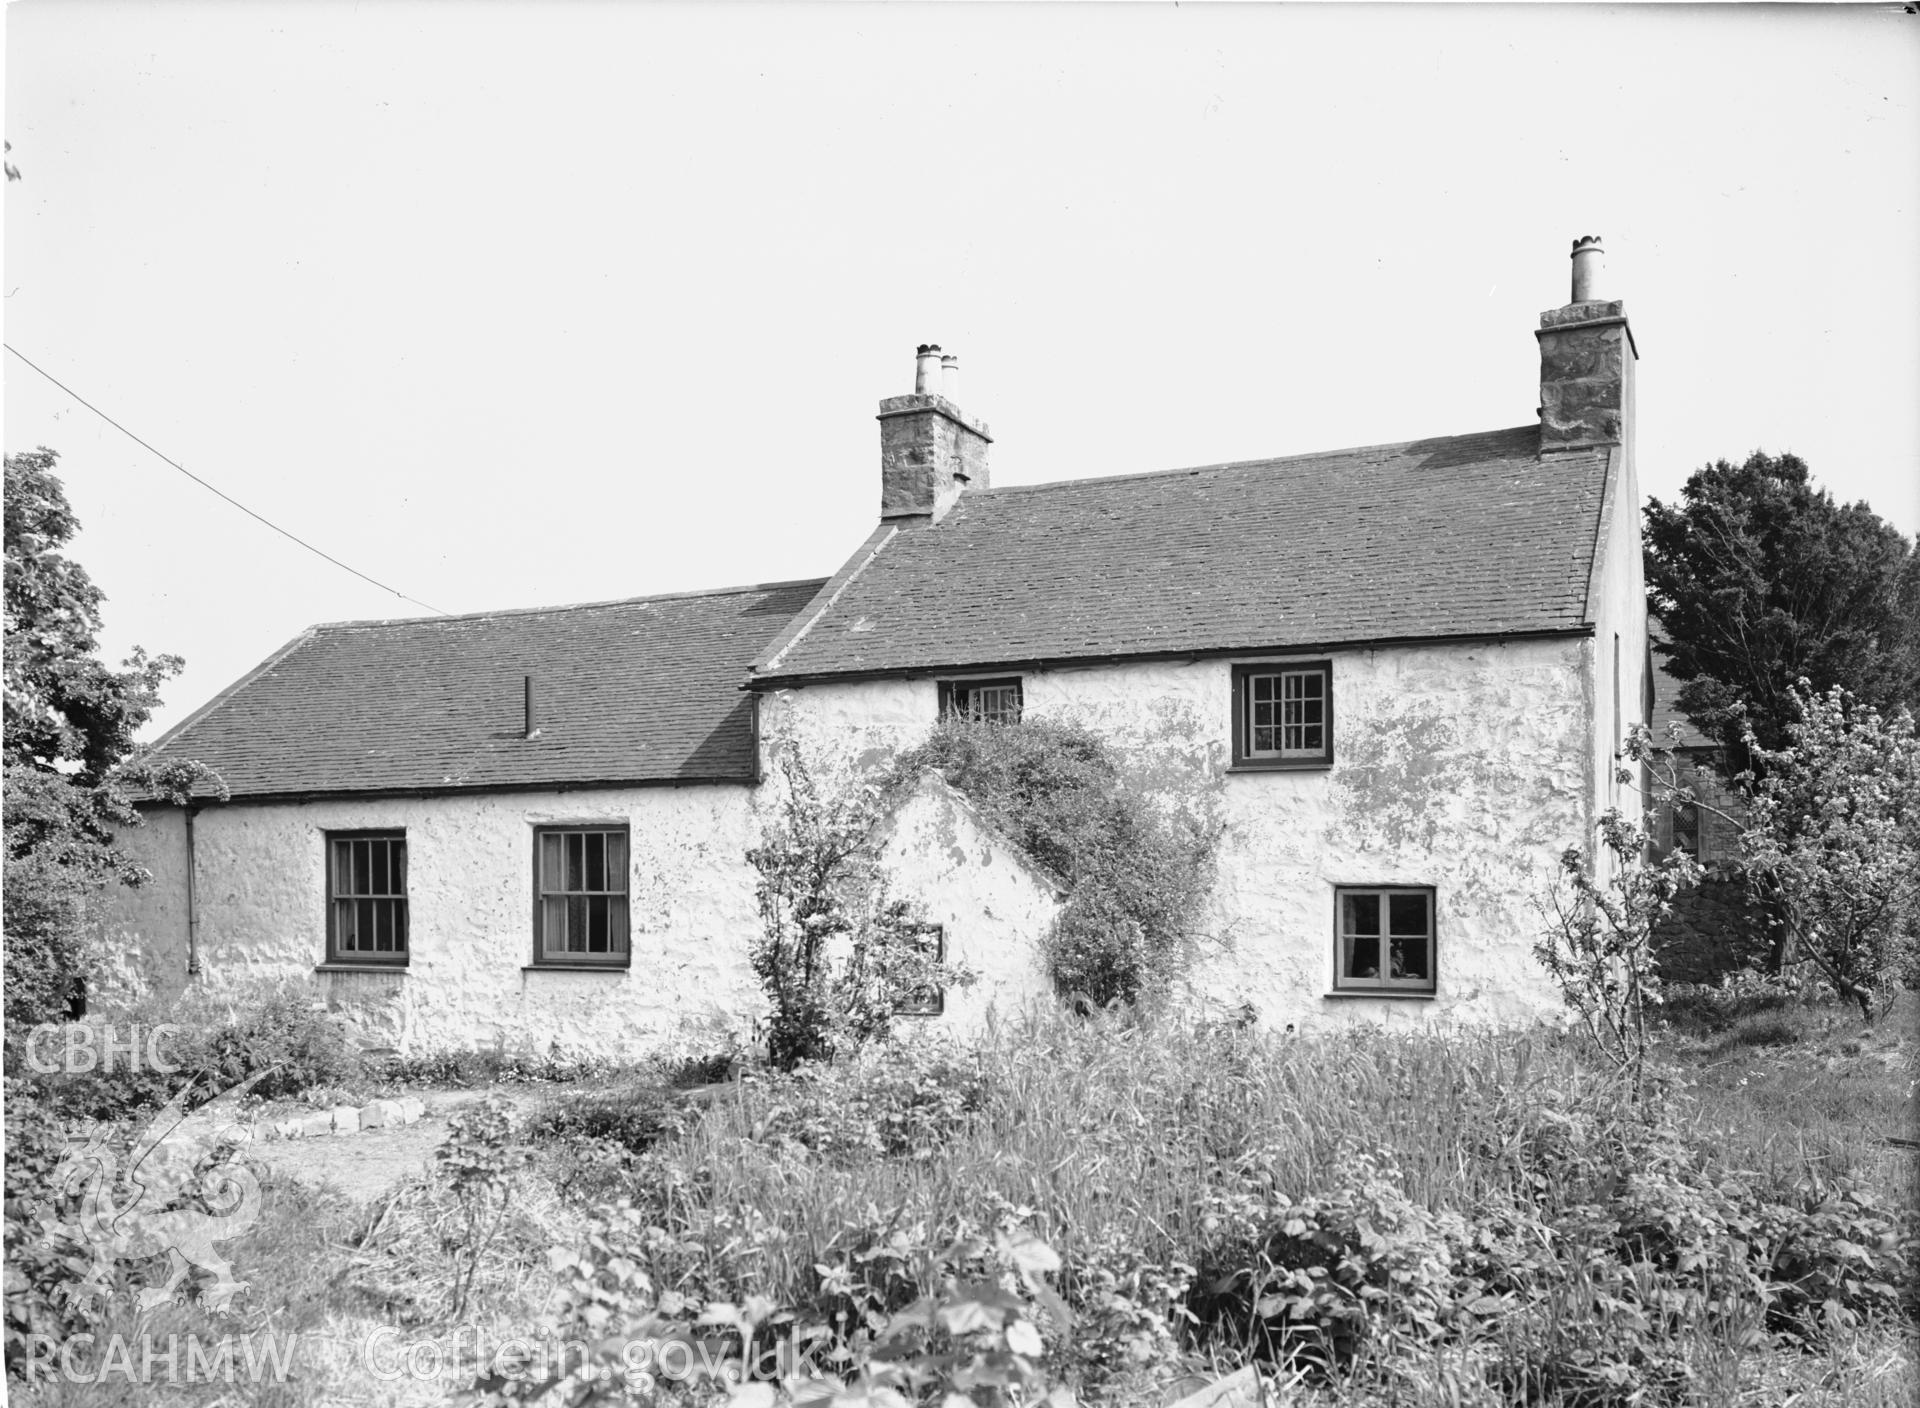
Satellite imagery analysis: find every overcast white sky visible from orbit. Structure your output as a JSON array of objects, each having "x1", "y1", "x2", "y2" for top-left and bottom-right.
[{"x1": 6, "y1": 1, "x2": 1918, "y2": 739}]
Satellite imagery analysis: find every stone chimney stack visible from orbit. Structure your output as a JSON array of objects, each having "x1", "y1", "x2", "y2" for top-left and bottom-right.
[
  {"x1": 1537, "y1": 236, "x2": 1637, "y2": 455},
  {"x1": 878, "y1": 344, "x2": 992, "y2": 523}
]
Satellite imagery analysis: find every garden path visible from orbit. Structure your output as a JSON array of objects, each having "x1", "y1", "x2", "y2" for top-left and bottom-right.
[{"x1": 244, "y1": 1087, "x2": 549, "y2": 1203}]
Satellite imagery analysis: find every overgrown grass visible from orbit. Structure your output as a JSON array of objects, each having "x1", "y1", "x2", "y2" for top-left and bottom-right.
[
  {"x1": 8, "y1": 993, "x2": 1913, "y2": 1406},
  {"x1": 1660, "y1": 986, "x2": 1918, "y2": 1204},
  {"x1": 525, "y1": 1000, "x2": 1916, "y2": 1406}
]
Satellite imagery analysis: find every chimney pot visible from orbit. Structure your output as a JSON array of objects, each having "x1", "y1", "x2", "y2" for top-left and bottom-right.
[
  {"x1": 913, "y1": 344, "x2": 943, "y2": 394},
  {"x1": 878, "y1": 344, "x2": 992, "y2": 521},
  {"x1": 1538, "y1": 236, "x2": 1635, "y2": 454},
  {"x1": 1569, "y1": 235, "x2": 1605, "y2": 303}
]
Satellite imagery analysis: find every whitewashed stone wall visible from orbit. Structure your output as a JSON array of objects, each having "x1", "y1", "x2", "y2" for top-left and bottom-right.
[
  {"x1": 101, "y1": 786, "x2": 766, "y2": 1058},
  {"x1": 764, "y1": 636, "x2": 1592, "y2": 1031},
  {"x1": 101, "y1": 771, "x2": 1065, "y2": 1056},
  {"x1": 102, "y1": 636, "x2": 1595, "y2": 1049},
  {"x1": 873, "y1": 773, "x2": 1064, "y2": 1030}
]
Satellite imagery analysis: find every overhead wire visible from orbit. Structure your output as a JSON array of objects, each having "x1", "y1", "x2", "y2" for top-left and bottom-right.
[{"x1": 4, "y1": 344, "x2": 449, "y2": 616}]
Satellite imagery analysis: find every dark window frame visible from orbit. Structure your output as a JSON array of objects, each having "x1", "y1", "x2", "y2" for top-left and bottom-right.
[
  {"x1": 895, "y1": 922, "x2": 947, "y2": 1017},
  {"x1": 531, "y1": 823, "x2": 633, "y2": 969},
  {"x1": 1231, "y1": 660, "x2": 1334, "y2": 769},
  {"x1": 1669, "y1": 800, "x2": 1702, "y2": 858},
  {"x1": 324, "y1": 828, "x2": 410, "y2": 967},
  {"x1": 938, "y1": 676, "x2": 1024, "y2": 726},
  {"x1": 1331, "y1": 884, "x2": 1437, "y2": 996}
]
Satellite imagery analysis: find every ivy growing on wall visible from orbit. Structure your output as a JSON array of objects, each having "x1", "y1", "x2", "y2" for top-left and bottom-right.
[{"x1": 895, "y1": 717, "x2": 1222, "y2": 1008}]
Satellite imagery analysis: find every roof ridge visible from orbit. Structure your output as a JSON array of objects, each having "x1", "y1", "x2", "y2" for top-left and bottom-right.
[
  {"x1": 968, "y1": 424, "x2": 1546, "y2": 498},
  {"x1": 752, "y1": 525, "x2": 897, "y2": 678},
  {"x1": 309, "y1": 576, "x2": 831, "y2": 631}
]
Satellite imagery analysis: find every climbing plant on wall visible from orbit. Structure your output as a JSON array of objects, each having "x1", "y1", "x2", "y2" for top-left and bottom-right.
[
  {"x1": 895, "y1": 716, "x2": 1222, "y2": 1008},
  {"x1": 745, "y1": 740, "x2": 969, "y2": 1070}
]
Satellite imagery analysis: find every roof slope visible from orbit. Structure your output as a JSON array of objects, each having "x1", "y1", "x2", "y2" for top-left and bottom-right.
[
  {"x1": 754, "y1": 425, "x2": 1610, "y2": 683},
  {"x1": 151, "y1": 579, "x2": 826, "y2": 800},
  {"x1": 1649, "y1": 625, "x2": 1715, "y2": 748}
]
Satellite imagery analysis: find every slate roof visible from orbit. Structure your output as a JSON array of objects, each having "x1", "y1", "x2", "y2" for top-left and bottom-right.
[
  {"x1": 148, "y1": 579, "x2": 826, "y2": 800},
  {"x1": 753, "y1": 425, "x2": 1612, "y2": 683},
  {"x1": 1649, "y1": 627, "x2": 1715, "y2": 748}
]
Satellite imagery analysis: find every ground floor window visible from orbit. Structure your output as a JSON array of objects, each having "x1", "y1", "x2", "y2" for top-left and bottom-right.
[
  {"x1": 895, "y1": 922, "x2": 947, "y2": 1016},
  {"x1": 1333, "y1": 885, "x2": 1435, "y2": 994},
  {"x1": 327, "y1": 830, "x2": 409, "y2": 965},
  {"x1": 534, "y1": 825, "x2": 631, "y2": 966}
]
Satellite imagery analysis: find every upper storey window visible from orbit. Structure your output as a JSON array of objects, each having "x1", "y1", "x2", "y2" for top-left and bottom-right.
[
  {"x1": 939, "y1": 677, "x2": 1024, "y2": 725},
  {"x1": 1231, "y1": 661, "x2": 1333, "y2": 768}
]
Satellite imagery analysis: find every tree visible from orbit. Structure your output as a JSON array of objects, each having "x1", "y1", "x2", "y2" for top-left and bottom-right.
[
  {"x1": 1738, "y1": 684, "x2": 1920, "y2": 1023},
  {"x1": 1644, "y1": 452, "x2": 1920, "y2": 771},
  {"x1": 3, "y1": 448, "x2": 218, "y2": 1028},
  {"x1": 5, "y1": 450, "x2": 182, "y2": 780}
]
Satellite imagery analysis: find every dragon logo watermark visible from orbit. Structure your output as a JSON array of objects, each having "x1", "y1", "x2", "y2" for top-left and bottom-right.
[{"x1": 42, "y1": 1069, "x2": 269, "y2": 1315}]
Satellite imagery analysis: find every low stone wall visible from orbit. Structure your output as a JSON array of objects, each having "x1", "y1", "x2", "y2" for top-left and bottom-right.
[
  {"x1": 1652, "y1": 874, "x2": 1771, "y2": 985},
  {"x1": 259, "y1": 1095, "x2": 426, "y2": 1142}
]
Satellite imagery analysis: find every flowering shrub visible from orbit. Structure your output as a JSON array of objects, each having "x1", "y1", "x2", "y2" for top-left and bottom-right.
[{"x1": 1738, "y1": 683, "x2": 1920, "y2": 1021}]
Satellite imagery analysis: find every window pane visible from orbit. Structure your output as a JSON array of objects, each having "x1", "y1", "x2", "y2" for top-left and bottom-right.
[
  {"x1": 374, "y1": 900, "x2": 391, "y2": 951},
  {"x1": 540, "y1": 833, "x2": 562, "y2": 893},
  {"x1": 566, "y1": 834, "x2": 584, "y2": 892},
  {"x1": 1343, "y1": 892, "x2": 1381, "y2": 936},
  {"x1": 394, "y1": 902, "x2": 409, "y2": 954},
  {"x1": 567, "y1": 896, "x2": 587, "y2": 950},
  {"x1": 1344, "y1": 934, "x2": 1381, "y2": 979},
  {"x1": 584, "y1": 833, "x2": 605, "y2": 892},
  {"x1": 1253, "y1": 701, "x2": 1274, "y2": 727},
  {"x1": 609, "y1": 896, "x2": 629, "y2": 954},
  {"x1": 542, "y1": 895, "x2": 568, "y2": 953},
  {"x1": 394, "y1": 840, "x2": 407, "y2": 896},
  {"x1": 605, "y1": 833, "x2": 627, "y2": 891},
  {"x1": 335, "y1": 899, "x2": 354, "y2": 949},
  {"x1": 1253, "y1": 726, "x2": 1275, "y2": 752},
  {"x1": 357, "y1": 899, "x2": 376, "y2": 949},
  {"x1": 1253, "y1": 675, "x2": 1274, "y2": 701},
  {"x1": 1389, "y1": 936, "x2": 1431, "y2": 981},
  {"x1": 1389, "y1": 893, "x2": 1430, "y2": 936},
  {"x1": 1299, "y1": 723, "x2": 1323, "y2": 751}
]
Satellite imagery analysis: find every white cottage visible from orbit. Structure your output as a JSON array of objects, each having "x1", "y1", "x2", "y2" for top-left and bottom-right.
[{"x1": 102, "y1": 239, "x2": 1650, "y2": 1053}]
